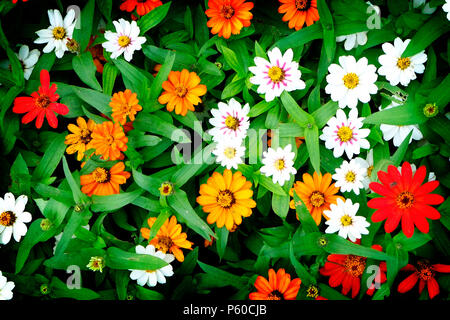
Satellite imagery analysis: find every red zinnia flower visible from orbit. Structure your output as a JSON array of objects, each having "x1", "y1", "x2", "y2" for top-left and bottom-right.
[
  {"x1": 12, "y1": 0, "x2": 28, "y2": 3},
  {"x1": 13, "y1": 69, "x2": 69, "y2": 129},
  {"x1": 120, "y1": 0, "x2": 162, "y2": 16},
  {"x1": 319, "y1": 242, "x2": 387, "y2": 298},
  {"x1": 367, "y1": 162, "x2": 444, "y2": 238},
  {"x1": 397, "y1": 261, "x2": 450, "y2": 299}
]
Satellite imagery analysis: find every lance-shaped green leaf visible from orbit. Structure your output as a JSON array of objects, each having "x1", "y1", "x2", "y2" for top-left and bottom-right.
[
  {"x1": 147, "y1": 210, "x2": 171, "y2": 241},
  {"x1": 62, "y1": 156, "x2": 88, "y2": 205},
  {"x1": 148, "y1": 50, "x2": 176, "y2": 103},
  {"x1": 91, "y1": 189, "x2": 144, "y2": 212},
  {"x1": 137, "y1": 2, "x2": 171, "y2": 33},
  {"x1": 32, "y1": 133, "x2": 66, "y2": 182},
  {"x1": 105, "y1": 247, "x2": 168, "y2": 270},
  {"x1": 102, "y1": 62, "x2": 119, "y2": 96},
  {"x1": 72, "y1": 86, "x2": 112, "y2": 116},
  {"x1": 323, "y1": 234, "x2": 389, "y2": 260},
  {"x1": 280, "y1": 91, "x2": 315, "y2": 127},
  {"x1": 72, "y1": 0, "x2": 95, "y2": 51},
  {"x1": 293, "y1": 192, "x2": 319, "y2": 233},
  {"x1": 304, "y1": 125, "x2": 320, "y2": 174},
  {"x1": 363, "y1": 100, "x2": 427, "y2": 125},
  {"x1": 132, "y1": 168, "x2": 164, "y2": 197},
  {"x1": 289, "y1": 241, "x2": 316, "y2": 286},
  {"x1": 72, "y1": 52, "x2": 102, "y2": 91},
  {"x1": 167, "y1": 189, "x2": 215, "y2": 240},
  {"x1": 133, "y1": 113, "x2": 191, "y2": 143},
  {"x1": 317, "y1": 0, "x2": 336, "y2": 64}
]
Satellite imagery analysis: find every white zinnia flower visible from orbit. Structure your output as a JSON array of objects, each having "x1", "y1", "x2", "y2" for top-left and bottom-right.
[
  {"x1": 324, "y1": 198, "x2": 370, "y2": 242},
  {"x1": 354, "y1": 149, "x2": 374, "y2": 190},
  {"x1": 378, "y1": 37, "x2": 427, "y2": 87},
  {"x1": 260, "y1": 144, "x2": 297, "y2": 186},
  {"x1": 413, "y1": 0, "x2": 437, "y2": 14},
  {"x1": 0, "y1": 271, "x2": 14, "y2": 300},
  {"x1": 102, "y1": 19, "x2": 146, "y2": 62},
  {"x1": 336, "y1": 32, "x2": 368, "y2": 51},
  {"x1": 443, "y1": 0, "x2": 450, "y2": 21},
  {"x1": 208, "y1": 98, "x2": 250, "y2": 143},
  {"x1": 129, "y1": 245, "x2": 174, "y2": 287},
  {"x1": 34, "y1": 9, "x2": 77, "y2": 59},
  {"x1": 379, "y1": 96, "x2": 423, "y2": 147},
  {"x1": 212, "y1": 139, "x2": 246, "y2": 170},
  {"x1": 332, "y1": 159, "x2": 366, "y2": 195},
  {"x1": 0, "y1": 193, "x2": 32, "y2": 245},
  {"x1": 0, "y1": 45, "x2": 40, "y2": 80},
  {"x1": 320, "y1": 109, "x2": 370, "y2": 159},
  {"x1": 249, "y1": 47, "x2": 306, "y2": 102},
  {"x1": 325, "y1": 56, "x2": 378, "y2": 109}
]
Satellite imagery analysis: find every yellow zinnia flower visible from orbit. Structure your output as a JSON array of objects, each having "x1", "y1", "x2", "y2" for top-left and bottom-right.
[{"x1": 64, "y1": 117, "x2": 96, "y2": 161}]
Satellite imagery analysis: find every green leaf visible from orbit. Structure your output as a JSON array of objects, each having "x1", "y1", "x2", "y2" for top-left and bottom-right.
[
  {"x1": 50, "y1": 276, "x2": 100, "y2": 300},
  {"x1": 32, "y1": 134, "x2": 66, "y2": 182},
  {"x1": 317, "y1": 0, "x2": 336, "y2": 65},
  {"x1": 258, "y1": 174, "x2": 287, "y2": 196},
  {"x1": 272, "y1": 193, "x2": 290, "y2": 220},
  {"x1": 72, "y1": 86, "x2": 112, "y2": 116},
  {"x1": 113, "y1": 59, "x2": 152, "y2": 102},
  {"x1": 72, "y1": 52, "x2": 102, "y2": 91},
  {"x1": 386, "y1": 242, "x2": 408, "y2": 287},
  {"x1": 274, "y1": 23, "x2": 323, "y2": 51},
  {"x1": 73, "y1": 0, "x2": 95, "y2": 51},
  {"x1": 135, "y1": 286, "x2": 165, "y2": 300},
  {"x1": 137, "y1": 2, "x2": 171, "y2": 33},
  {"x1": 147, "y1": 211, "x2": 171, "y2": 241},
  {"x1": 248, "y1": 100, "x2": 277, "y2": 117},
  {"x1": 221, "y1": 77, "x2": 245, "y2": 100},
  {"x1": 148, "y1": 50, "x2": 176, "y2": 103},
  {"x1": 167, "y1": 189, "x2": 215, "y2": 240},
  {"x1": 197, "y1": 261, "x2": 247, "y2": 289},
  {"x1": 219, "y1": 45, "x2": 244, "y2": 77},
  {"x1": 102, "y1": 62, "x2": 119, "y2": 96},
  {"x1": 280, "y1": 91, "x2": 315, "y2": 127},
  {"x1": 132, "y1": 169, "x2": 163, "y2": 197},
  {"x1": 312, "y1": 101, "x2": 339, "y2": 128},
  {"x1": 393, "y1": 232, "x2": 432, "y2": 251},
  {"x1": 215, "y1": 226, "x2": 229, "y2": 260},
  {"x1": 364, "y1": 101, "x2": 427, "y2": 125},
  {"x1": 324, "y1": 234, "x2": 390, "y2": 260},
  {"x1": 293, "y1": 192, "x2": 319, "y2": 233},
  {"x1": 91, "y1": 189, "x2": 144, "y2": 212},
  {"x1": 133, "y1": 113, "x2": 191, "y2": 143},
  {"x1": 391, "y1": 130, "x2": 413, "y2": 167},
  {"x1": 289, "y1": 241, "x2": 316, "y2": 286},
  {"x1": 402, "y1": 14, "x2": 450, "y2": 57},
  {"x1": 62, "y1": 156, "x2": 87, "y2": 204},
  {"x1": 304, "y1": 125, "x2": 320, "y2": 173},
  {"x1": 106, "y1": 247, "x2": 168, "y2": 270}
]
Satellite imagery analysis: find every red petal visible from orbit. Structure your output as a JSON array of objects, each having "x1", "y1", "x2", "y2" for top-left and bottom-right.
[
  {"x1": 35, "y1": 110, "x2": 45, "y2": 129},
  {"x1": 421, "y1": 193, "x2": 444, "y2": 206},
  {"x1": 418, "y1": 278, "x2": 426, "y2": 293},
  {"x1": 400, "y1": 162, "x2": 413, "y2": 186},
  {"x1": 351, "y1": 277, "x2": 360, "y2": 298},
  {"x1": 410, "y1": 165, "x2": 426, "y2": 191},
  {"x1": 414, "y1": 203, "x2": 441, "y2": 220},
  {"x1": 397, "y1": 273, "x2": 418, "y2": 293},
  {"x1": 415, "y1": 180, "x2": 439, "y2": 197},
  {"x1": 384, "y1": 211, "x2": 402, "y2": 233},
  {"x1": 46, "y1": 109, "x2": 58, "y2": 128},
  {"x1": 371, "y1": 209, "x2": 389, "y2": 223},
  {"x1": 13, "y1": 97, "x2": 36, "y2": 113},
  {"x1": 367, "y1": 197, "x2": 392, "y2": 209},
  {"x1": 401, "y1": 212, "x2": 415, "y2": 238},
  {"x1": 21, "y1": 108, "x2": 40, "y2": 124},
  {"x1": 50, "y1": 102, "x2": 69, "y2": 115},
  {"x1": 401, "y1": 264, "x2": 416, "y2": 271},
  {"x1": 410, "y1": 207, "x2": 430, "y2": 234},
  {"x1": 369, "y1": 182, "x2": 392, "y2": 197},
  {"x1": 40, "y1": 69, "x2": 50, "y2": 89},
  {"x1": 378, "y1": 170, "x2": 393, "y2": 186},
  {"x1": 433, "y1": 264, "x2": 450, "y2": 273},
  {"x1": 427, "y1": 277, "x2": 440, "y2": 299}
]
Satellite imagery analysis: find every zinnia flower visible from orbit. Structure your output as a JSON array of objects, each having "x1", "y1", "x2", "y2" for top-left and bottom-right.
[
  {"x1": 367, "y1": 162, "x2": 444, "y2": 238},
  {"x1": 397, "y1": 260, "x2": 450, "y2": 299},
  {"x1": 80, "y1": 162, "x2": 131, "y2": 196},
  {"x1": 196, "y1": 169, "x2": 256, "y2": 231},
  {"x1": 64, "y1": 117, "x2": 96, "y2": 161},
  {"x1": 0, "y1": 193, "x2": 32, "y2": 245},
  {"x1": 120, "y1": 0, "x2": 162, "y2": 16},
  {"x1": 2, "y1": 45, "x2": 40, "y2": 80},
  {"x1": 12, "y1": 69, "x2": 69, "y2": 129},
  {"x1": 129, "y1": 245, "x2": 174, "y2": 287},
  {"x1": 140, "y1": 215, "x2": 193, "y2": 263},
  {"x1": 249, "y1": 268, "x2": 301, "y2": 300},
  {"x1": 212, "y1": 139, "x2": 246, "y2": 170},
  {"x1": 158, "y1": 69, "x2": 207, "y2": 116},
  {"x1": 249, "y1": 47, "x2": 306, "y2": 102},
  {"x1": 444, "y1": 0, "x2": 450, "y2": 20},
  {"x1": 110, "y1": 89, "x2": 142, "y2": 125},
  {"x1": 278, "y1": 0, "x2": 319, "y2": 31},
  {"x1": 102, "y1": 19, "x2": 146, "y2": 62},
  {"x1": 291, "y1": 172, "x2": 344, "y2": 225},
  {"x1": 205, "y1": 0, "x2": 254, "y2": 39},
  {"x1": 320, "y1": 242, "x2": 387, "y2": 298},
  {"x1": 34, "y1": 8, "x2": 77, "y2": 58},
  {"x1": 260, "y1": 144, "x2": 297, "y2": 186},
  {"x1": 87, "y1": 121, "x2": 128, "y2": 161},
  {"x1": 332, "y1": 159, "x2": 366, "y2": 195}
]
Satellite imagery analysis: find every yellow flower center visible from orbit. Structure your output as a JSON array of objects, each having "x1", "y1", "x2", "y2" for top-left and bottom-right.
[
  {"x1": 367, "y1": 165, "x2": 374, "y2": 177},
  {"x1": 340, "y1": 214, "x2": 353, "y2": 226},
  {"x1": 310, "y1": 191, "x2": 325, "y2": 208},
  {"x1": 80, "y1": 129, "x2": 92, "y2": 144},
  {"x1": 337, "y1": 126, "x2": 353, "y2": 142},
  {"x1": 267, "y1": 290, "x2": 284, "y2": 300},
  {"x1": 344, "y1": 255, "x2": 366, "y2": 277},
  {"x1": 118, "y1": 35, "x2": 131, "y2": 48},
  {"x1": 217, "y1": 190, "x2": 235, "y2": 209},
  {"x1": 274, "y1": 159, "x2": 285, "y2": 171},
  {"x1": 345, "y1": 171, "x2": 356, "y2": 183},
  {"x1": 224, "y1": 115, "x2": 239, "y2": 130},
  {"x1": 52, "y1": 26, "x2": 66, "y2": 40},
  {"x1": 223, "y1": 147, "x2": 236, "y2": 159},
  {"x1": 145, "y1": 270, "x2": 156, "y2": 274},
  {"x1": 396, "y1": 191, "x2": 415, "y2": 209},
  {"x1": 174, "y1": 85, "x2": 188, "y2": 98},
  {"x1": 268, "y1": 66, "x2": 285, "y2": 83},
  {"x1": 397, "y1": 57, "x2": 411, "y2": 70},
  {"x1": 0, "y1": 211, "x2": 16, "y2": 227},
  {"x1": 342, "y1": 72, "x2": 359, "y2": 89},
  {"x1": 93, "y1": 167, "x2": 110, "y2": 183},
  {"x1": 221, "y1": 4, "x2": 235, "y2": 19},
  {"x1": 105, "y1": 134, "x2": 115, "y2": 145},
  {"x1": 155, "y1": 235, "x2": 174, "y2": 253},
  {"x1": 306, "y1": 285, "x2": 319, "y2": 298}
]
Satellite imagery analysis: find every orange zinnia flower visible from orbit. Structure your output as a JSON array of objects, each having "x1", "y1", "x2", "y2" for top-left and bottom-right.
[
  {"x1": 291, "y1": 172, "x2": 344, "y2": 225},
  {"x1": 80, "y1": 162, "x2": 130, "y2": 196},
  {"x1": 205, "y1": 0, "x2": 254, "y2": 39},
  {"x1": 158, "y1": 69, "x2": 207, "y2": 116},
  {"x1": 249, "y1": 268, "x2": 301, "y2": 300},
  {"x1": 141, "y1": 215, "x2": 193, "y2": 262},
  {"x1": 120, "y1": 0, "x2": 162, "y2": 16},
  {"x1": 196, "y1": 169, "x2": 256, "y2": 231},
  {"x1": 65, "y1": 117, "x2": 96, "y2": 161},
  {"x1": 87, "y1": 121, "x2": 128, "y2": 161},
  {"x1": 278, "y1": 0, "x2": 320, "y2": 31},
  {"x1": 109, "y1": 89, "x2": 142, "y2": 125}
]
